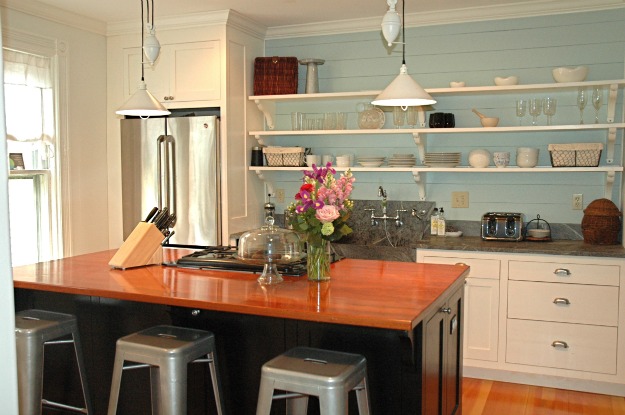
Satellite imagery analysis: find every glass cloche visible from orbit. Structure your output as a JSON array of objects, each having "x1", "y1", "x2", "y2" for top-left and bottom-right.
[{"x1": 237, "y1": 216, "x2": 304, "y2": 285}]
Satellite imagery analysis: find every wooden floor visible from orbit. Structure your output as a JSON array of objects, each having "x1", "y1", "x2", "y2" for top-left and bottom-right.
[{"x1": 462, "y1": 377, "x2": 625, "y2": 415}]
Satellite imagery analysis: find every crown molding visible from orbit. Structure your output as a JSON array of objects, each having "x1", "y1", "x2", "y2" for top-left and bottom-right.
[
  {"x1": 0, "y1": 0, "x2": 622, "y2": 39},
  {"x1": 266, "y1": 0, "x2": 625, "y2": 39},
  {"x1": 0, "y1": 0, "x2": 106, "y2": 35}
]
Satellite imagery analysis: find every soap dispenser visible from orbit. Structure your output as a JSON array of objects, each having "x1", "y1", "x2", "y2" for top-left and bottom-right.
[{"x1": 437, "y1": 207, "x2": 446, "y2": 236}]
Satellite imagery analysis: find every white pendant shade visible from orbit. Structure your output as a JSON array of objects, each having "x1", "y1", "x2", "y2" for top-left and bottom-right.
[
  {"x1": 116, "y1": 80, "x2": 170, "y2": 116},
  {"x1": 143, "y1": 28, "x2": 161, "y2": 65},
  {"x1": 371, "y1": 64, "x2": 436, "y2": 107},
  {"x1": 381, "y1": 8, "x2": 401, "y2": 47}
]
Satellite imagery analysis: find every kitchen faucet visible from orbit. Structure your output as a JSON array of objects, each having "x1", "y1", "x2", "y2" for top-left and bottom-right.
[{"x1": 364, "y1": 186, "x2": 406, "y2": 227}]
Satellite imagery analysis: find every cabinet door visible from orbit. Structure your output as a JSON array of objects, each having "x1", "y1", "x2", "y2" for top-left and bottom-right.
[
  {"x1": 423, "y1": 286, "x2": 463, "y2": 415},
  {"x1": 168, "y1": 41, "x2": 220, "y2": 102},
  {"x1": 423, "y1": 307, "x2": 444, "y2": 415},
  {"x1": 464, "y1": 278, "x2": 499, "y2": 361},
  {"x1": 123, "y1": 47, "x2": 169, "y2": 101},
  {"x1": 444, "y1": 287, "x2": 462, "y2": 415}
]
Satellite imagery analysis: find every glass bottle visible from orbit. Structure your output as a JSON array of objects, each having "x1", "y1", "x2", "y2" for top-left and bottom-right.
[
  {"x1": 437, "y1": 207, "x2": 446, "y2": 236},
  {"x1": 430, "y1": 208, "x2": 439, "y2": 236}
]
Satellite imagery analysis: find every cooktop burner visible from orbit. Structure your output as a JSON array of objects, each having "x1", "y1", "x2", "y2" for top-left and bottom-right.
[{"x1": 174, "y1": 246, "x2": 309, "y2": 276}]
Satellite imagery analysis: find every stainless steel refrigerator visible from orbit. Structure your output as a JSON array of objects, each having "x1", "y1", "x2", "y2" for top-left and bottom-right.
[{"x1": 120, "y1": 115, "x2": 221, "y2": 247}]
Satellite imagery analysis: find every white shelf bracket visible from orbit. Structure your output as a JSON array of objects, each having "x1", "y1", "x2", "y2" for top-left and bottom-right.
[
  {"x1": 253, "y1": 134, "x2": 266, "y2": 146},
  {"x1": 418, "y1": 107, "x2": 426, "y2": 127},
  {"x1": 607, "y1": 83, "x2": 618, "y2": 123},
  {"x1": 254, "y1": 99, "x2": 276, "y2": 130},
  {"x1": 412, "y1": 171, "x2": 426, "y2": 200},
  {"x1": 412, "y1": 133, "x2": 426, "y2": 164},
  {"x1": 605, "y1": 171, "x2": 615, "y2": 199},
  {"x1": 606, "y1": 128, "x2": 616, "y2": 164}
]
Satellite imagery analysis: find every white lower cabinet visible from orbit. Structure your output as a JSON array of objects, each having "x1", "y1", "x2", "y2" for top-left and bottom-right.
[
  {"x1": 419, "y1": 254, "x2": 500, "y2": 362},
  {"x1": 417, "y1": 248, "x2": 625, "y2": 396}
]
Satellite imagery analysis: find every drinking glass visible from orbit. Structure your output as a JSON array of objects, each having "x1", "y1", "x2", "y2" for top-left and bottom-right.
[
  {"x1": 393, "y1": 106, "x2": 405, "y2": 128},
  {"x1": 577, "y1": 88, "x2": 587, "y2": 124},
  {"x1": 515, "y1": 99, "x2": 527, "y2": 126},
  {"x1": 542, "y1": 97, "x2": 557, "y2": 126},
  {"x1": 528, "y1": 98, "x2": 542, "y2": 126},
  {"x1": 406, "y1": 107, "x2": 418, "y2": 128},
  {"x1": 592, "y1": 87, "x2": 603, "y2": 124}
]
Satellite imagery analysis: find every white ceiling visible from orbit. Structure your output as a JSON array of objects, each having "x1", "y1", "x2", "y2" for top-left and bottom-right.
[{"x1": 2, "y1": 0, "x2": 624, "y2": 36}]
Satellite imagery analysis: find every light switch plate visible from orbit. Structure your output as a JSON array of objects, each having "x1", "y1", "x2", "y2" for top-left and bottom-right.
[{"x1": 451, "y1": 191, "x2": 469, "y2": 208}]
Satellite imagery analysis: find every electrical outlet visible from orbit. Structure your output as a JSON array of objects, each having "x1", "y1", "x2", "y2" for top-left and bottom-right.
[
  {"x1": 276, "y1": 189, "x2": 285, "y2": 204},
  {"x1": 451, "y1": 191, "x2": 469, "y2": 208},
  {"x1": 572, "y1": 194, "x2": 583, "y2": 210}
]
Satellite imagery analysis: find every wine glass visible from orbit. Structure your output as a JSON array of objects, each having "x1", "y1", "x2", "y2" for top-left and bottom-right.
[
  {"x1": 592, "y1": 87, "x2": 603, "y2": 124},
  {"x1": 406, "y1": 106, "x2": 418, "y2": 128},
  {"x1": 393, "y1": 106, "x2": 405, "y2": 129},
  {"x1": 515, "y1": 99, "x2": 527, "y2": 126},
  {"x1": 577, "y1": 88, "x2": 587, "y2": 124},
  {"x1": 542, "y1": 97, "x2": 557, "y2": 126},
  {"x1": 528, "y1": 98, "x2": 542, "y2": 126}
]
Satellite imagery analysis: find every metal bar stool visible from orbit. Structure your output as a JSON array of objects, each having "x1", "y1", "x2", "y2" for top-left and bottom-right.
[
  {"x1": 107, "y1": 325, "x2": 225, "y2": 415},
  {"x1": 256, "y1": 346, "x2": 371, "y2": 415},
  {"x1": 15, "y1": 309, "x2": 93, "y2": 415}
]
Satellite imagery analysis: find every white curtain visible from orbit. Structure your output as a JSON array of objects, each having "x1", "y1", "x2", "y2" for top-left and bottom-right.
[{"x1": 3, "y1": 49, "x2": 54, "y2": 144}]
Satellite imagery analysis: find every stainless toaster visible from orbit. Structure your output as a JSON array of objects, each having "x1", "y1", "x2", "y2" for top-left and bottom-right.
[{"x1": 481, "y1": 212, "x2": 524, "y2": 241}]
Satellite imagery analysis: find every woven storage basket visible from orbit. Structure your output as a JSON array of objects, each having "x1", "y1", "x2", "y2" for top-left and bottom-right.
[
  {"x1": 253, "y1": 57, "x2": 298, "y2": 96},
  {"x1": 548, "y1": 143, "x2": 602, "y2": 167},
  {"x1": 581, "y1": 198, "x2": 622, "y2": 245},
  {"x1": 263, "y1": 147, "x2": 305, "y2": 167}
]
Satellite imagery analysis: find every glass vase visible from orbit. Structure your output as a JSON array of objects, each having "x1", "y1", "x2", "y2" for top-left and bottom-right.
[{"x1": 306, "y1": 239, "x2": 331, "y2": 282}]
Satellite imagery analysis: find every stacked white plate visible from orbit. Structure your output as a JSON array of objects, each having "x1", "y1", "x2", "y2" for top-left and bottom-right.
[
  {"x1": 388, "y1": 153, "x2": 416, "y2": 167},
  {"x1": 424, "y1": 152, "x2": 461, "y2": 167},
  {"x1": 357, "y1": 156, "x2": 386, "y2": 167}
]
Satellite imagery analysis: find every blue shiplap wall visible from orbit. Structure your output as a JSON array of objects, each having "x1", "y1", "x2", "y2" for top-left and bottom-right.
[{"x1": 263, "y1": 9, "x2": 625, "y2": 224}]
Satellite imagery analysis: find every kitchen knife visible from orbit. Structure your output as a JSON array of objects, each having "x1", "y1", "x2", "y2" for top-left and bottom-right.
[
  {"x1": 144, "y1": 207, "x2": 159, "y2": 222},
  {"x1": 153, "y1": 207, "x2": 170, "y2": 231}
]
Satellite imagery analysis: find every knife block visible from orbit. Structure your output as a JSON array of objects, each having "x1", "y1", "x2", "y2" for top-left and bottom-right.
[{"x1": 109, "y1": 222, "x2": 164, "y2": 269}]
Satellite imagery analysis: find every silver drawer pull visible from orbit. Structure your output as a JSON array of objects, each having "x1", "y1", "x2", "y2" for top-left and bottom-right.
[
  {"x1": 455, "y1": 262, "x2": 468, "y2": 267},
  {"x1": 553, "y1": 298, "x2": 571, "y2": 305},
  {"x1": 553, "y1": 268, "x2": 571, "y2": 276},
  {"x1": 440, "y1": 307, "x2": 452, "y2": 314},
  {"x1": 551, "y1": 340, "x2": 569, "y2": 349}
]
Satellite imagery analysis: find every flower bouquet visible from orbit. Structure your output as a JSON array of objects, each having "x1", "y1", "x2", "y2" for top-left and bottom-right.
[{"x1": 287, "y1": 162, "x2": 355, "y2": 281}]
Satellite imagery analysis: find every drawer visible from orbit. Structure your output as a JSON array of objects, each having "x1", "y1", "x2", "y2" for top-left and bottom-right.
[
  {"x1": 506, "y1": 319, "x2": 617, "y2": 374},
  {"x1": 508, "y1": 280, "x2": 619, "y2": 326},
  {"x1": 508, "y1": 260, "x2": 619, "y2": 286},
  {"x1": 422, "y1": 256, "x2": 500, "y2": 279}
]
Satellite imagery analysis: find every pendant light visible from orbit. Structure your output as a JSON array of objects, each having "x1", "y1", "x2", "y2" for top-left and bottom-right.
[
  {"x1": 116, "y1": 0, "x2": 170, "y2": 117},
  {"x1": 371, "y1": 0, "x2": 436, "y2": 107}
]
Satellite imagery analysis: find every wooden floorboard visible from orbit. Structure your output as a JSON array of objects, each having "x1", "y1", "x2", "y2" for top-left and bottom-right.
[{"x1": 462, "y1": 377, "x2": 625, "y2": 415}]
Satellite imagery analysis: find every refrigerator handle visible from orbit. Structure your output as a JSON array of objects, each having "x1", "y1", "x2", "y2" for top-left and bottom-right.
[{"x1": 156, "y1": 135, "x2": 176, "y2": 214}]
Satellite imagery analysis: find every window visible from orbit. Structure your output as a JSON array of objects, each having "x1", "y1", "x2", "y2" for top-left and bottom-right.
[{"x1": 4, "y1": 48, "x2": 61, "y2": 265}]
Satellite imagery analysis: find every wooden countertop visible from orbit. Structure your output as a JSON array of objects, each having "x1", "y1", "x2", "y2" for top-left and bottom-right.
[{"x1": 12, "y1": 249, "x2": 468, "y2": 332}]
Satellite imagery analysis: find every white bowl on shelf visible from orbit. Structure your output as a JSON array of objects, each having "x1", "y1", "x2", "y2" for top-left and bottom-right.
[
  {"x1": 494, "y1": 76, "x2": 519, "y2": 86},
  {"x1": 449, "y1": 81, "x2": 466, "y2": 88},
  {"x1": 552, "y1": 66, "x2": 588, "y2": 83},
  {"x1": 527, "y1": 229, "x2": 550, "y2": 238}
]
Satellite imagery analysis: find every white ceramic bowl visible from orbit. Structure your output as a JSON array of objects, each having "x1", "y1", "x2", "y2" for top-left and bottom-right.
[
  {"x1": 527, "y1": 229, "x2": 550, "y2": 238},
  {"x1": 468, "y1": 149, "x2": 491, "y2": 168},
  {"x1": 480, "y1": 117, "x2": 499, "y2": 127},
  {"x1": 552, "y1": 66, "x2": 588, "y2": 83},
  {"x1": 516, "y1": 148, "x2": 539, "y2": 168},
  {"x1": 449, "y1": 81, "x2": 466, "y2": 88},
  {"x1": 494, "y1": 76, "x2": 519, "y2": 86}
]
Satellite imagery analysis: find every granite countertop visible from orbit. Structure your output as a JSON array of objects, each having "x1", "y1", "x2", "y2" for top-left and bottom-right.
[{"x1": 412, "y1": 235, "x2": 625, "y2": 258}]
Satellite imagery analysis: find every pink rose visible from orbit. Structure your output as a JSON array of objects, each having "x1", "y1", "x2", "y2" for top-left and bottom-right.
[{"x1": 315, "y1": 205, "x2": 340, "y2": 223}]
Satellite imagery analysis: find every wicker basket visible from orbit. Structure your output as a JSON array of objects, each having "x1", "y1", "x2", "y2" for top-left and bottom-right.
[
  {"x1": 253, "y1": 57, "x2": 298, "y2": 96},
  {"x1": 548, "y1": 143, "x2": 602, "y2": 167},
  {"x1": 581, "y1": 198, "x2": 622, "y2": 245},
  {"x1": 263, "y1": 147, "x2": 305, "y2": 167}
]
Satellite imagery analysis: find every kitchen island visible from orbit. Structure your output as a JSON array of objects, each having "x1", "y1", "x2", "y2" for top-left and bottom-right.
[{"x1": 13, "y1": 249, "x2": 468, "y2": 414}]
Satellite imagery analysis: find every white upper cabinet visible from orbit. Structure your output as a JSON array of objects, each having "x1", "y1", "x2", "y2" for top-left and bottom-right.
[{"x1": 124, "y1": 40, "x2": 221, "y2": 104}]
